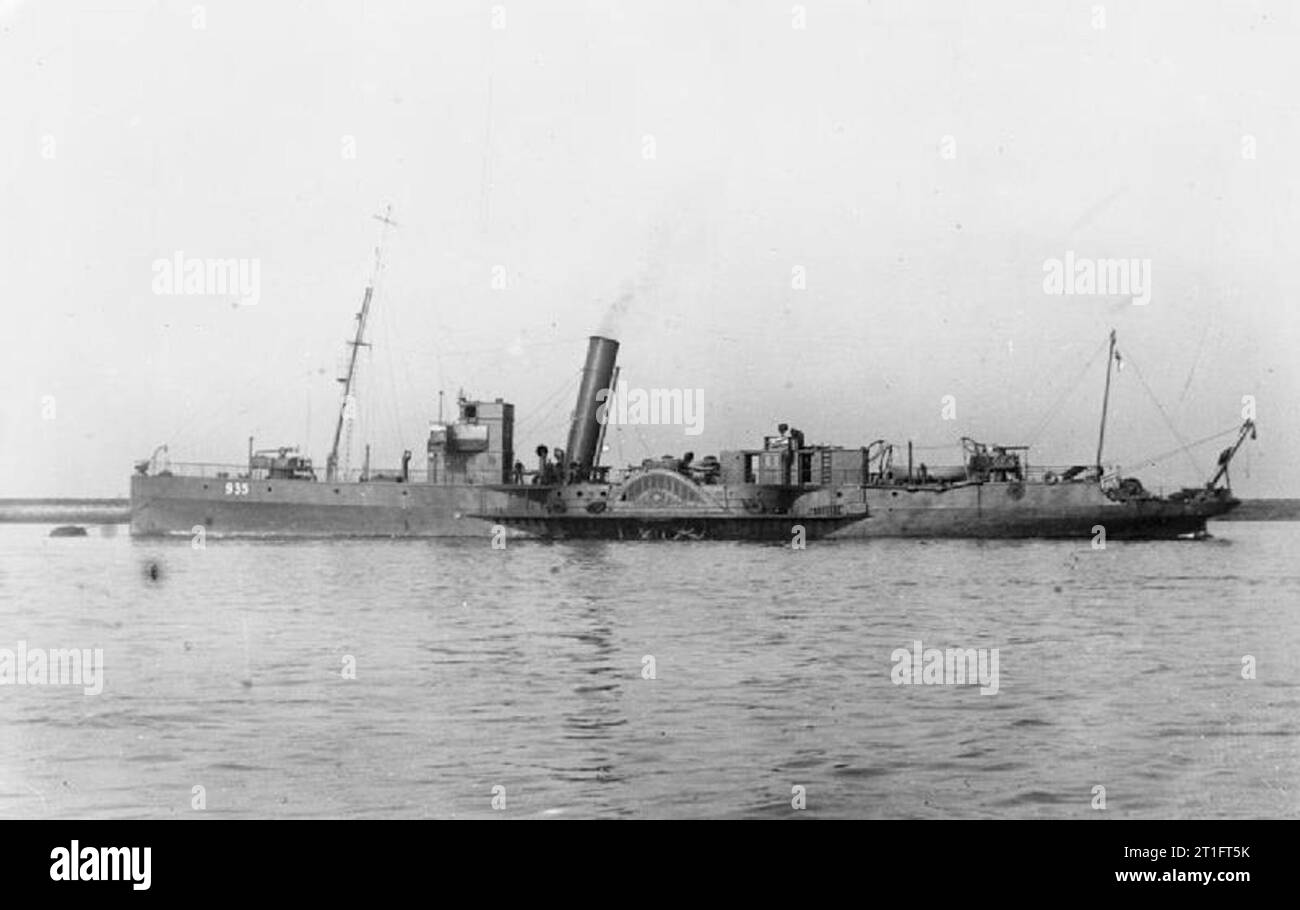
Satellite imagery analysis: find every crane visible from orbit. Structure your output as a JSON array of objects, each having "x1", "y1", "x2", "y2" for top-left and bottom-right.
[{"x1": 1206, "y1": 419, "x2": 1257, "y2": 490}]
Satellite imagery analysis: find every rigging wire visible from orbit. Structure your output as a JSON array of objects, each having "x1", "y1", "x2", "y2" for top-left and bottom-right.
[
  {"x1": 875, "y1": 337, "x2": 1109, "y2": 460},
  {"x1": 625, "y1": 420, "x2": 656, "y2": 459},
  {"x1": 381, "y1": 335, "x2": 591, "y2": 360},
  {"x1": 1023, "y1": 334, "x2": 1112, "y2": 447},
  {"x1": 1120, "y1": 352, "x2": 1203, "y2": 477},
  {"x1": 511, "y1": 372, "x2": 584, "y2": 458},
  {"x1": 1177, "y1": 316, "x2": 1213, "y2": 405},
  {"x1": 162, "y1": 357, "x2": 314, "y2": 457},
  {"x1": 374, "y1": 261, "x2": 407, "y2": 459},
  {"x1": 1125, "y1": 425, "x2": 1239, "y2": 473},
  {"x1": 512, "y1": 369, "x2": 582, "y2": 438}
]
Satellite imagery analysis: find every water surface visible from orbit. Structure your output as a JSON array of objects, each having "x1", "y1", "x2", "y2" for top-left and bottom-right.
[{"x1": 0, "y1": 522, "x2": 1296, "y2": 818}]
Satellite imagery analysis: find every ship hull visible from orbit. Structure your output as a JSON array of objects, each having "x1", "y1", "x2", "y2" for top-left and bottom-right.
[
  {"x1": 821, "y1": 481, "x2": 1235, "y2": 539},
  {"x1": 479, "y1": 480, "x2": 1241, "y2": 541},
  {"x1": 488, "y1": 509, "x2": 1220, "y2": 541},
  {"x1": 129, "y1": 475, "x2": 534, "y2": 539},
  {"x1": 131, "y1": 476, "x2": 1237, "y2": 541}
]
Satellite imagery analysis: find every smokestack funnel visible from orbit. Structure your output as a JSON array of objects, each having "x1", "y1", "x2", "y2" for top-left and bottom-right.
[{"x1": 565, "y1": 335, "x2": 620, "y2": 482}]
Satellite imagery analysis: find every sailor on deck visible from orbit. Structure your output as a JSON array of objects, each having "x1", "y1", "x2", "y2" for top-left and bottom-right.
[{"x1": 768, "y1": 423, "x2": 792, "y2": 450}]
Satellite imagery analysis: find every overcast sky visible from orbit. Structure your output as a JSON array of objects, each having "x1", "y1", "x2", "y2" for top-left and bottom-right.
[{"x1": 2, "y1": 0, "x2": 1297, "y2": 497}]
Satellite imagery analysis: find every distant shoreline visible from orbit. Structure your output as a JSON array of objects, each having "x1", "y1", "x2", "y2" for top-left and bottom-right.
[
  {"x1": 2, "y1": 497, "x2": 1298, "y2": 525},
  {"x1": 0, "y1": 500, "x2": 130, "y2": 524},
  {"x1": 1215, "y1": 499, "x2": 1300, "y2": 521}
]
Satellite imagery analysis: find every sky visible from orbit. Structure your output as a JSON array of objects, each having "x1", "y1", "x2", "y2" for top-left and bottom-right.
[{"x1": 2, "y1": 0, "x2": 1297, "y2": 497}]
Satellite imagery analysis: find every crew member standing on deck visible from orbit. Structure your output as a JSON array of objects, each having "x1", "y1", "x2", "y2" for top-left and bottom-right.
[{"x1": 769, "y1": 423, "x2": 792, "y2": 450}]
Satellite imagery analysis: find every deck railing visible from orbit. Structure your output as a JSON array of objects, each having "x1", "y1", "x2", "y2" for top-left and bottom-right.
[
  {"x1": 139, "y1": 461, "x2": 248, "y2": 479},
  {"x1": 141, "y1": 461, "x2": 1145, "y2": 492},
  {"x1": 138, "y1": 462, "x2": 433, "y2": 484}
]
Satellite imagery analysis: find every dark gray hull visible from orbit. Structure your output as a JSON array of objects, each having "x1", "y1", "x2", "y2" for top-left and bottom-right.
[
  {"x1": 131, "y1": 474, "x2": 1237, "y2": 541},
  {"x1": 477, "y1": 477, "x2": 1241, "y2": 541},
  {"x1": 129, "y1": 475, "x2": 533, "y2": 539}
]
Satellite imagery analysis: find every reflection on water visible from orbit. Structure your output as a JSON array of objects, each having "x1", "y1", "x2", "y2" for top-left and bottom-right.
[{"x1": 0, "y1": 524, "x2": 1297, "y2": 819}]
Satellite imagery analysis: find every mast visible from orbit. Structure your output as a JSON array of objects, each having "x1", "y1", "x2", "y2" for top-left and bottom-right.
[
  {"x1": 326, "y1": 205, "x2": 398, "y2": 482},
  {"x1": 1095, "y1": 328, "x2": 1117, "y2": 473}
]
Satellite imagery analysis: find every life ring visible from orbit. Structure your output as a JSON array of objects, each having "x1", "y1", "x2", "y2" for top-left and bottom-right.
[{"x1": 1043, "y1": 471, "x2": 1060, "y2": 485}]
